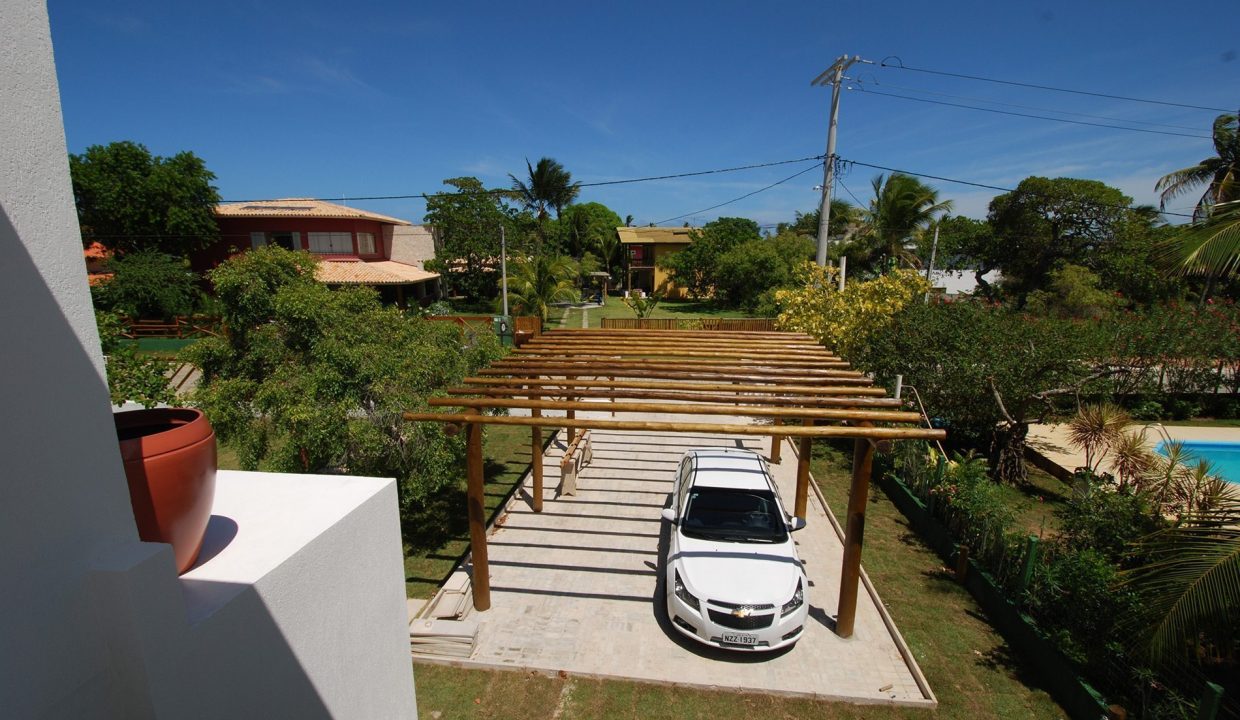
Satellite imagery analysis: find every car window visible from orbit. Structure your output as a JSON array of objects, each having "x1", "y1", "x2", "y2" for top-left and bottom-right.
[{"x1": 680, "y1": 487, "x2": 788, "y2": 543}]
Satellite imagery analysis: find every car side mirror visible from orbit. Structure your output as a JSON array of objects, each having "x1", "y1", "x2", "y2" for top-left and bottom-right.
[
  {"x1": 660, "y1": 508, "x2": 676, "y2": 523},
  {"x1": 788, "y1": 517, "x2": 807, "y2": 532}
]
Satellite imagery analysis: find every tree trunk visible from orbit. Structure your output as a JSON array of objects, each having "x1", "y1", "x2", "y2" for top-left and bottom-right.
[{"x1": 990, "y1": 422, "x2": 1029, "y2": 485}]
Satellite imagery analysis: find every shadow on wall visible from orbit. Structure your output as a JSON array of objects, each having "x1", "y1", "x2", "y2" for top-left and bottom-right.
[{"x1": 0, "y1": 205, "x2": 335, "y2": 717}]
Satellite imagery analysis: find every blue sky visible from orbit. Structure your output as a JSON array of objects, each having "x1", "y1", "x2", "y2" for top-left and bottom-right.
[{"x1": 49, "y1": 1, "x2": 1238, "y2": 228}]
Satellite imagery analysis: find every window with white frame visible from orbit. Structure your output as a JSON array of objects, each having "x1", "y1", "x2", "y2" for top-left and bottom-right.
[
  {"x1": 307, "y1": 231, "x2": 353, "y2": 254},
  {"x1": 356, "y1": 232, "x2": 376, "y2": 255}
]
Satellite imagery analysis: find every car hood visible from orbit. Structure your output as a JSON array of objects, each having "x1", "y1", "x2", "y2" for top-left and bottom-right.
[{"x1": 673, "y1": 533, "x2": 802, "y2": 606}]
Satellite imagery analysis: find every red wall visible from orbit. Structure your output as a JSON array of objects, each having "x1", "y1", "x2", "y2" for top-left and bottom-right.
[{"x1": 192, "y1": 217, "x2": 389, "y2": 273}]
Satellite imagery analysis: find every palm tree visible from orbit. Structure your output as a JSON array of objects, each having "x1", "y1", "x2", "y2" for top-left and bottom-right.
[
  {"x1": 1156, "y1": 112, "x2": 1239, "y2": 220},
  {"x1": 857, "y1": 173, "x2": 952, "y2": 270},
  {"x1": 509, "y1": 157, "x2": 581, "y2": 221},
  {"x1": 505, "y1": 254, "x2": 579, "y2": 322},
  {"x1": 1121, "y1": 495, "x2": 1240, "y2": 668},
  {"x1": 1159, "y1": 199, "x2": 1240, "y2": 280},
  {"x1": 1065, "y1": 402, "x2": 1132, "y2": 475}
]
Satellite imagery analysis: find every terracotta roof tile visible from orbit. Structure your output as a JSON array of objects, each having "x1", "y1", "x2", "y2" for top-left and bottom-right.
[
  {"x1": 315, "y1": 260, "x2": 439, "y2": 286},
  {"x1": 215, "y1": 198, "x2": 411, "y2": 225}
]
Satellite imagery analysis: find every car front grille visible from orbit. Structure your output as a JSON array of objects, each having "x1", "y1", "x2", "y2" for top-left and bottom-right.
[
  {"x1": 709, "y1": 599, "x2": 775, "y2": 611},
  {"x1": 708, "y1": 608, "x2": 774, "y2": 630}
]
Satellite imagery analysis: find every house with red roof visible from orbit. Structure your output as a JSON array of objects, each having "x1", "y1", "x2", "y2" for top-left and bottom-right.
[{"x1": 192, "y1": 198, "x2": 440, "y2": 307}]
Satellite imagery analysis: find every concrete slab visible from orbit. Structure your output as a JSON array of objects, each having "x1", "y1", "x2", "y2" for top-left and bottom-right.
[{"x1": 425, "y1": 409, "x2": 935, "y2": 707}]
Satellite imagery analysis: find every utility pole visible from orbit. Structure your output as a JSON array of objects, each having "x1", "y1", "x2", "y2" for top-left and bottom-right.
[
  {"x1": 924, "y1": 224, "x2": 939, "y2": 303},
  {"x1": 499, "y1": 225, "x2": 509, "y2": 319},
  {"x1": 812, "y1": 54, "x2": 866, "y2": 267}
]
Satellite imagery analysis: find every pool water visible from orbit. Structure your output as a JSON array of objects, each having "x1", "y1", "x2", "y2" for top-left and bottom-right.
[{"x1": 1156, "y1": 441, "x2": 1240, "y2": 485}]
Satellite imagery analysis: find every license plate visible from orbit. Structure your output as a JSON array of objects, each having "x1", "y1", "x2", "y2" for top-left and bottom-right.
[{"x1": 722, "y1": 633, "x2": 758, "y2": 646}]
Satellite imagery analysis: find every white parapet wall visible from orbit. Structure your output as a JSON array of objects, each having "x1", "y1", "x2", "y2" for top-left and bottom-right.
[
  {"x1": 92, "y1": 471, "x2": 417, "y2": 718},
  {"x1": 0, "y1": 2, "x2": 417, "y2": 717}
]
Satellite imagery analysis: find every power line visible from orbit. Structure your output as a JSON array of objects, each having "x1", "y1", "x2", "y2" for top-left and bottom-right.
[
  {"x1": 837, "y1": 178, "x2": 866, "y2": 207},
  {"x1": 879, "y1": 57, "x2": 1233, "y2": 113},
  {"x1": 220, "y1": 155, "x2": 825, "y2": 204},
  {"x1": 849, "y1": 87, "x2": 1212, "y2": 139},
  {"x1": 846, "y1": 78, "x2": 1208, "y2": 132},
  {"x1": 838, "y1": 157, "x2": 1196, "y2": 219},
  {"x1": 651, "y1": 161, "x2": 824, "y2": 226}
]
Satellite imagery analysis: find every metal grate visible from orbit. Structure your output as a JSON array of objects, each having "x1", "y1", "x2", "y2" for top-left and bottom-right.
[{"x1": 709, "y1": 609, "x2": 774, "y2": 630}]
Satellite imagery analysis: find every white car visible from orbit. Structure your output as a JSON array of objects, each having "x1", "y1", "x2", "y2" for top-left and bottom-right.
[{"x1": 660, "y1": 448, "x2": 808, "y2": 651}]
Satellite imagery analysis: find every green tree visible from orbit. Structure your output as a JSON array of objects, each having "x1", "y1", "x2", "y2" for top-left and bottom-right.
[
  {"x1": 986, "y1": 177, "x2": 1133, "y2": 303},
  {"x1": 423, "y1": 177, "x2": 524, "y2": 302},
  {"x1": 186, "y1": 246, "x2": 504, "y2": 527},
  {"x1": 91, "y1": 251, "x2": 201, "y2": 319},
  {"x1": 1156, "y1": 112, "x2": 1239, "y2": 219},
  {"x1": 69, "y1": 141, "x2": 220, "y2": 255},
  {"x1": 555, "y1": 202, "x2": 623, "y2": 269},
  {"x1": 855, "y1": 301, "x2": 1100, "y2": 483},
  {"x1": 1159, "y1": 199, "x2": 1240, "y2": 281},
  {"x1": 713, "y1": 231, "x2": 813, "y2": 313},
  {"x1": 505, "y1": 254, "x2": 579, "y2": 322},
  {"x1": 1024, "y1": 264, "x2": 1121, "y2": 319},
  {"x1": 850, "y1": 173, "x2": 952, "y2": 273},
  {"x1": 776, "y1": 200, "x2": 858, "y2": 246},
  {"x1": 658, "y1": 217, "x2": 761, "y2": 298}
]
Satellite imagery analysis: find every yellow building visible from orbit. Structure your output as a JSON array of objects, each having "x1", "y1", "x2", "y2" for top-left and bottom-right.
[{"x1": 616, "y1": 226, "x2": 697, "y2": 300}]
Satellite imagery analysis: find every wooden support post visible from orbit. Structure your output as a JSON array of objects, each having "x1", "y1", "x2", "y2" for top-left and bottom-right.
[
  {"x1": 531, "y1": 407, "x2": 543, "y2": 513},
  {"x1": 794, "y1": 419, "x2": 813, "y2": 520},
  {"x1": 609, "y1": 376, "x2": 615, "y2": 416},
  {"x1": 954, "y1": 543, "x2": 970, "y2": 582},
  {"x1": 465, "y1": 420, "x2": 491, "y2": 611},
  {"x1": 566, "y1": 405, "x2": 576, "y2": 445},
  {"x1": 770, "y1": 417, "x2": 783, "y2": 464},
  {"x1": 836, "y1": 431, "x2": 875, "y2": 638}
]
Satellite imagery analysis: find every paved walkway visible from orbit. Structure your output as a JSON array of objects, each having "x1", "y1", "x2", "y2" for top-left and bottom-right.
[{"x1": 437, "y1": 409, "x2": 935, "y2": 706}]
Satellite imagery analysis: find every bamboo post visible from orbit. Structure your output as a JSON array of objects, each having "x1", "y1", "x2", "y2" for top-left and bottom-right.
[
  {"x1": 609, "y1": 376, "x2": 615, "y2": 416},
  {"x1": 566, "y1": 397, "x2": 576, "y2": 445},
  {"x1": 836, "y1": 427, "x2": 876, "y2": 638},
  {"x1": 794, "y1": 419, "x2": 813, "y2": 520},
  {"x1": 465, "y1": 420, "x2": 491, "y2": 611},
  {"x1": 531, "y1": 407, "x2": 543, "y2": 513},
  {"x1": 770, "y1": 417, "x2": 783, "y2": 464}
]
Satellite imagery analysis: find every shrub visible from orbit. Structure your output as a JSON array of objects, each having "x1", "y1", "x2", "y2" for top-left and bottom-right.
[
  {"x1": 92, "y1": 251, "x2": 201, "y2": 319},
  {"x1": 1027, "y1": 547, "x2": 1136, "y2": 669},
  {"x1": 1058, "y1": 489, "x2": 1162, "y2": 562},
  {"x1": 95, "y1": 310, "x2": 175, "y2": 408},
  {"x1": 774, "y1": 265, "x2": 928, "y2": 358},
  {"x1": 1129, "y1": 399, "x2": 1164, "y2": 421}
]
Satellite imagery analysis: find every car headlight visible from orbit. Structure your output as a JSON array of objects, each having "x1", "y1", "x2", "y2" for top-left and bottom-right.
[
  {"x1": 781, "y1": 579, "x2": 804, "y2": 617},
  {"x1": 674, "y1": 570, "x2": 700, "y2": 611}
]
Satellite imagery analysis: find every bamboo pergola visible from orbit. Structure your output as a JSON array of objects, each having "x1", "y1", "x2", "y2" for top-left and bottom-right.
[{"x1": 404, "y1": 328, "x2": 945, "y2": 638}]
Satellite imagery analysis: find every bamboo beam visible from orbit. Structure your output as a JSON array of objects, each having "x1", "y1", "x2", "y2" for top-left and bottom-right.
[
  {"x1": 486, "y1": 361, "x2": 865, "y2": 379},
  {"x1": 525, "y1": 339, "x2": 834, "y2": 353},
  {"x1": 529, "y1": 335, "x2": 827, "y2": 347},
  {"x1": 465, "y1": 421, "x2": 491, "y2": 611},
  {"x1": 770, "y1": 418, "x2": 783, "y2": 464},
  {"x1": 478, "y1": 368, "x2": 873, "y2": 385},
  {"x1": 447, "y1": 387, "x2": 903, "y2": 409},
  {"x1": 794, "y1": 420, "x2": 813, "y2": 520},
  {"x1": 546, "y1": 329, "x2": 812, "y2": 339},
  {"x1": 462, "y1": 377, "x2": 888, "y2": 396},
  {"x1": 427, "y1": 396, "x2": 922, "y2": 423},
  {"x1": 836, "y1": 425, "x2": 877, "y2": 638},
  {"x1": 513, "y1": 350, "x2": 852, "y2": 368},
  {"x1": 531, "y1": 407, "x2": 543, "y2": 513},
  {"x1": 402, "y1": 412, "x2": 947, "y2": 441}
]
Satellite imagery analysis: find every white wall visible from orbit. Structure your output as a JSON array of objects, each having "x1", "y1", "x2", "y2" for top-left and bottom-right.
[
  {"x1": 0, "y1": 3, "x2": 417, "y2": 716},
  {"x1": 389, "y1": 225, "x2": 437, "y2": 268},
  {"x1": 0, "y1": 2, "x2": 143, "y2": 714}
]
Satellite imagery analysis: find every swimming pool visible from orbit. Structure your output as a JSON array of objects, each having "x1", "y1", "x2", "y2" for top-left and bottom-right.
[{"x1": 1156, "y1": 441, "x2": 1240, "y2": 484}]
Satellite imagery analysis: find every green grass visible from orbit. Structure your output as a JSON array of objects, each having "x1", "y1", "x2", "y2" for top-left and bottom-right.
[
  {"x1": 411, "y1": 442, "x2": 1066, "y2": 720},
  {"x1": 552, "y1": 294, "x2": 757, "y2": 329},
  {"x1": 403, "y1": 424, "x2": 553, "y2": 599},
  {"x1": 121, "y1": 337, "x2": 199, "y2": 359}
]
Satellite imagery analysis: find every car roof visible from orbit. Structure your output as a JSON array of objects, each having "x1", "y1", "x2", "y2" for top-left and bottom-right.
[{"x1": 685, "y1": 449, "x2": 772, "y2": 491}]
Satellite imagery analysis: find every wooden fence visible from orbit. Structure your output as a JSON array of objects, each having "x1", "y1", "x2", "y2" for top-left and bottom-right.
[
  {"x1": 122, "y1": 316, "x2": 222, "y2": 339},
  {"x1": 600, "y1": 317, "x2": 777, "y2": 331}
]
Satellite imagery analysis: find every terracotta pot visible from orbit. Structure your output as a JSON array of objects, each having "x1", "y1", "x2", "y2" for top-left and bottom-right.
[{"x1": 114, "y1": 408, "x2": 217, "y2": 574}]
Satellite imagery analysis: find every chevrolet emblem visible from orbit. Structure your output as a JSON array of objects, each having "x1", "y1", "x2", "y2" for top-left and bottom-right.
[{"x1": 731, "y1": 607, "x2": 752, "y2": 618}]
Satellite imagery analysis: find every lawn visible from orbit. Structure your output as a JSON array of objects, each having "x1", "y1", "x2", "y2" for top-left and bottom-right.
[
  {"x1": 411, "y1": 440, "x2": 1066, "y2": 720},
  {"x1": 550, "y1": 294, "x2": 758, "y2": 329}
]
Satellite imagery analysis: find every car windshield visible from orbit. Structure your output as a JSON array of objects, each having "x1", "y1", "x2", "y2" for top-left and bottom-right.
[{"x1": 680, "y1": 487, "x2": 788, "y2": 543}]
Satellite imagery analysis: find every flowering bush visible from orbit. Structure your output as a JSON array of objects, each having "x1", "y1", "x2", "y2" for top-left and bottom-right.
[{"x1": 774, "y1": 264, "x2": 929, "y2": 358}]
